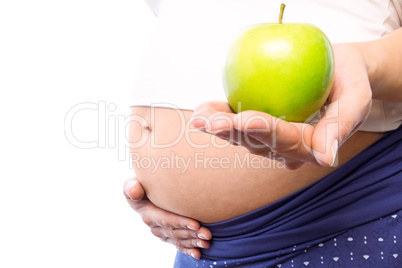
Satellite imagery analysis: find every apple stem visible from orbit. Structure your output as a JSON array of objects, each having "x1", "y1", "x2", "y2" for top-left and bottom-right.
[{"x1": 279, "y1": 3, "x2": 286, "y2": 24}]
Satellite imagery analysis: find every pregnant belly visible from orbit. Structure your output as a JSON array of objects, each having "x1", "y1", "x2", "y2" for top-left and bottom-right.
[{"x1": 129, "y1": 106, "x2": 384, "y2": 223}]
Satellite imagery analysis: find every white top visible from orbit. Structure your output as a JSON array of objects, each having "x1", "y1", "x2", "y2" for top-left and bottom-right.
[{"x1": 134, "y1": 0, "x2": 402, "y2": 132}]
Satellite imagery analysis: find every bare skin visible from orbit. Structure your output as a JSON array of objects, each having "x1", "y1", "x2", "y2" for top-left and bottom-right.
[
  {"x1": 127, "y1": 107, "x2": 383, "y2": 258},
  {"x1": 129, "y1": 107, "x2": 383, "y2": 223},
  {"x1": 124, "y1": 29, "x2": 402, "y2": 258}
]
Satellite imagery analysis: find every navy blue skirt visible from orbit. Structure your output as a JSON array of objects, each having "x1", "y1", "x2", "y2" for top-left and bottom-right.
[{"x1": 174, "y1": 126, "x2": 402, "y2": 267}]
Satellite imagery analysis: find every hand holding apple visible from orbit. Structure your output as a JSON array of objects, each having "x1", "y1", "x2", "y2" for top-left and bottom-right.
[
  {"x1": 192, "y1": 42, "x2": 372, "y2": 169},
  {"x1": 223, "y1": 4, "x2": 334, "y2": 122}
]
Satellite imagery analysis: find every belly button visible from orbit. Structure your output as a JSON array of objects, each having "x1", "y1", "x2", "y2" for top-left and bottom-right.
[{"x1": 144, "y1": 123, "x2": 152, "y2": 132}]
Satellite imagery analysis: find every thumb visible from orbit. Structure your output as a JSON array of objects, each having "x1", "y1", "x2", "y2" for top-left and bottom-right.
[
  {"x1": 311, "y1": 104, "x2": 340, "y2": 167},
  {"x1": 312, "y1": 98, "x2": 370, "y2": 167},
  {"x1": 311, "y1": 42, "x2": 372, "y2": 167},
  {"x1": 123, "y1": 177, "x2": 145, "y2": 201}
]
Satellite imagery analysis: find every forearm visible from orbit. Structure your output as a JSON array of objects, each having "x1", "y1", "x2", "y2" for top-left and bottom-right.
[{"x1": 355, "y1": 27, "x2": 402, "y2": 102}]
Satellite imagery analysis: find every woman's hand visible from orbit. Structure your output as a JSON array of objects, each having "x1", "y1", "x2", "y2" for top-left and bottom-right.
[
  {"x1": 123, "y1": 177, "x2": 212, "y2": 259},
  {"x1": 191, "y1": 43, "x2": 372, "y2": 169}
]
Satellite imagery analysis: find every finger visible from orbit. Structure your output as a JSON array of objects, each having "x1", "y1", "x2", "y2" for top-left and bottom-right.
[
  {"x1": 159, "y1": 236, "x2": 207, "y2": 259},
  {"x1": 222, "y1": 127, "x2": 273, "y2": 156},
  {"x1": 197, "y1": 226, "x2": 212, "y2": 240},
  {"x1": 233, "y1": 111, "x2": 316, "y2": 163},
  {"x1": 123, "y1": 177, "x2": 145, "y2": 201},
  {"x1": 150, "y1": 222, "x2": 212, "y2": 242},
  {"x1": 312, "y1": 44, "x2": 372, "y2": 167},
  {"x1": 216, "y1": 129, "x2": 299, "y2": 168},
  {"x1": 144, "y1": 207, "x2": 202, "y2": 231},
  {"x1": 207, "y1": 112, "x2": 236, "y2": 132},
  {"x1": 212, "y1": 119, "x2": 305, "y2": 169},
  {"x1": 210, "y1": 113, "x2": 309, "y2": 169},
  {"x1": 191, "y1": 101, "x2": 234, "y2": 129},
  {"x1": 151, "y1": 227, "x2": 199, "y2": 240},
  {"x1": 312, "y1": 75, "x2": 371, "y2": 167},
  {"x1": 312, "y1": 95, "x2": 370, "y2": 167},
  {"x1": 162, "y1": 237, "x2": 210, "y2": 251},
  {"x1": 181, "y1": 248, "x2": 202, "y2": 259},
  {"x1": 123, "y1": 179, "x2": 202, "y2": 231},
  {"x1": 123, "y1": 178, "x2": 150, "y2": 212}
]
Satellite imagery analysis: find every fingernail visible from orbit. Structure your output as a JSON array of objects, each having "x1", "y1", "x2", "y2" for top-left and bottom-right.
[
  {"x1": 190, "y1": 113, "x2": 207, "y2": 129},
  {"x1": 197, "y1": 233, "x2": 208, "y2": 240},
  {"x1": 190, "y1": 252, "x2": 196, "y2": 259},
  {"x1": 123, "y1": 179, "x2": 138, "y2": 201},
  {"x1": 330, "y1": 139, "x2": 338, "y2": 167},
  {"x1": 196, "y1": 241, "x2": 204, "y2": 248},
  {"x1": 186, "y1": 225, "x2": 197, "y2": 231}
]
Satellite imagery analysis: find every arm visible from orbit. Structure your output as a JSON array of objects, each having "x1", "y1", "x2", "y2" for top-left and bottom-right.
[
  {"x1": 356, "y1": 27, "x2": 402, "y2": 101},
  {"x1": 123, "y1": 178, "x2": 211, "y2": 259}
]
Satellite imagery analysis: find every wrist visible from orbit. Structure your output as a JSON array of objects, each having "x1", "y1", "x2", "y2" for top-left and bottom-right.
[
  {"x1": 352, "y1": 40, "x2": 383, "y2": 97},
  {"x1": 352, "y1": 28, "x2": 402, "y2": 102}
]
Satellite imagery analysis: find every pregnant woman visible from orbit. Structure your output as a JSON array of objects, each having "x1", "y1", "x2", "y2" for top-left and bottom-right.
[{"x1": 125, "y1": 0, "x2": 402, "y2": 267}]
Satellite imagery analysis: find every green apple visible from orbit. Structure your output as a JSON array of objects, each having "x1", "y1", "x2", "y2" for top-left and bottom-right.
[{"x1": 223, "y1": 4, "x2": 334, "y2": 122}]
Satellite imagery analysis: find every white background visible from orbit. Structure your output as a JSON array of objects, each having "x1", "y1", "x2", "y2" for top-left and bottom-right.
[{"x1": 0, "y1": 0, "x2": 177, "y2": 267}]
